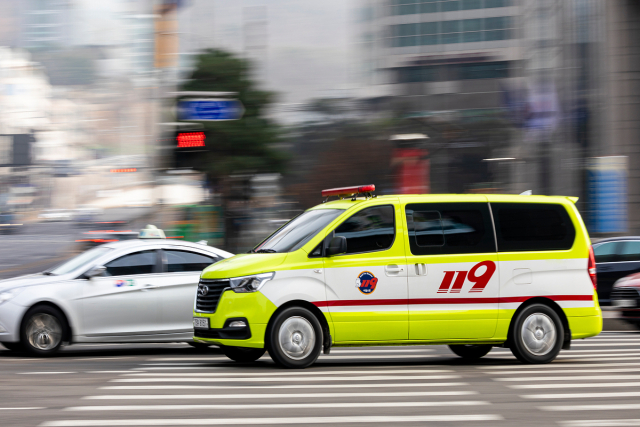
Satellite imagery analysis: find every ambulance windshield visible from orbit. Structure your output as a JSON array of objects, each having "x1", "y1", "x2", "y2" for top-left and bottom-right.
[{"x1": 253, "y1": 209, "x2": 344, "y2": 254}]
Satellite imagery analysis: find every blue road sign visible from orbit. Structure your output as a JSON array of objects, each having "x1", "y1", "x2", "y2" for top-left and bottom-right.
[{"x1": 178, "y1": 99, "x2": 244, "y2": 121}]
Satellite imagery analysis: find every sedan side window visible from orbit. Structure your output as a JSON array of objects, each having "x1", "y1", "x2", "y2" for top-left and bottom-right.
[
  {"x1": 593, "y1": 242, "x2": 618, "y2": 263},
  {"x1": 104, "y1": 250, "x2": 157, "y2": 276},
  {"x1": 165, "y1": 250, "x2": 218, "y2": 273},
  {"x1": 618, "y1": 241, "x2": 640, "y2": 262}
]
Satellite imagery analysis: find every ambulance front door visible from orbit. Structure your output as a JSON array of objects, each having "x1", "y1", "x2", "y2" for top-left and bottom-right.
[
  {"x1": 323, "y1": 203, "x2": 409, "y2": 342},
  {"x1": 405, "y1": 201, "x2": 500, "y2": 340}
]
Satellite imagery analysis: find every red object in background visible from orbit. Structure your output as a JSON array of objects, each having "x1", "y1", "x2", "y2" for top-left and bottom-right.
[
  {"x1": 110, "y1": 168, "x2": 137, "y2": 173},
  {"x1": 177, "y1": 132, "x2": 206, "y2": 148},
  {"x1": 321, "y1": 185, "x2": 376, "y2": 198},
  {"x1": 393, "y1": 148, "x2": 430, "y2": 194}
]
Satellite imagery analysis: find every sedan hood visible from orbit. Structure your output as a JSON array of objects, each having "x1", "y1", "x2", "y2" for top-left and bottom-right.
[
  {"x1": 0, "y1": 273, "x2": 61, "y2": 292},
  {"x1": 201, "y1": 253, "x2": 289, "y2": 280}
]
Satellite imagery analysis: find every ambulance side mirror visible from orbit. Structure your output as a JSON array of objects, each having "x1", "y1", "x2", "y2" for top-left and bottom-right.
[
  {"x1": 85, "y1": 265, "x2": 106, "y2": 279},
  {"x1": 327, "y1": 236, "x2": 347, "y2": 256}
]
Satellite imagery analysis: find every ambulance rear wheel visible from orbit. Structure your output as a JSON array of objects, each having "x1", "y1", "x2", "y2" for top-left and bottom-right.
[
  {"x1": 448, "y1": 344, "x2": 492, "y2": 360},
  {"x1": 222, "y1": 346, "x2": 266, "y2": 363},
  {"x1": 510, "y1": 303, "x2": 564, "y2": 364},
  {"x1": 267, "y1": 307, "x2": 323, "y2": 369}
]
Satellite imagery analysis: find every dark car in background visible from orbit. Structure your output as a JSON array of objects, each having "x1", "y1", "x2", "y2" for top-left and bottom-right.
[
  {"x1": 610, "y1": 272, "x2": 640, "y2": 329},
  {"x1": 593, "y1": 237, "x2": 640, "y2": 305}
]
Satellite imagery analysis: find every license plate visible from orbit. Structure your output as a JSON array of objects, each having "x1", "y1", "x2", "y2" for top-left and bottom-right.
[
  {"x1": 193, "y1": 317, "x2": 209, "y2": 329},
  {"x1": 613, "y1": 299, "x2": 636, "y2": 308}
]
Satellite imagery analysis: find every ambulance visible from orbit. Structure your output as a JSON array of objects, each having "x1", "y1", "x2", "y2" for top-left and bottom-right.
[{"x1": 193, "y1": 185, "x2": 602, "y2": 368}]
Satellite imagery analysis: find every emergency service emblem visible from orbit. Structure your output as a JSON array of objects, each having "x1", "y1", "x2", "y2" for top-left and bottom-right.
[{"x1": 356, "y1": 271, "x2": 378, "y2": 295}]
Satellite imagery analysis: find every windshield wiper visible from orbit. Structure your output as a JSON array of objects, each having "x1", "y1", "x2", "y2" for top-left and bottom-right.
[{"x1": 254, "y1": 249, "x2": 277, "y2": 253}]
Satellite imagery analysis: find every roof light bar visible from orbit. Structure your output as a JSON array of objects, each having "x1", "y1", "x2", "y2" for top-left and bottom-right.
[{"x1": 321, "y1": 185, "x2": 376, "y2": 198}]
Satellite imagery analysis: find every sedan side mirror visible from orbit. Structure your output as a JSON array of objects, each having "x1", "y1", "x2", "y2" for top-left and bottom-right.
[
  {"x1": 326, "y1": 236, "x2": 347, "y2": 256},
  {"x1": 85, "y1": 265, "x2": 106, "y2": 279}
]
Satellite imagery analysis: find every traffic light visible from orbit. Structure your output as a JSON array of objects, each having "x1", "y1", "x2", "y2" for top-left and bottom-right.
[{"x1": 173, "y1": 130, "x2": 209, "y2": 169}]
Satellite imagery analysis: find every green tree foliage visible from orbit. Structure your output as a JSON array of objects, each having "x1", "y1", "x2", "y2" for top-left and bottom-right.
[{"x1": 180, "y1": 49, "x2": 287, "y2": 180}]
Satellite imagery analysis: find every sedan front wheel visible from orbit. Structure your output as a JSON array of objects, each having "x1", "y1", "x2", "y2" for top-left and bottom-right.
[{"x1": 20, "y1": 305, "x2": 66, "y2": 356}]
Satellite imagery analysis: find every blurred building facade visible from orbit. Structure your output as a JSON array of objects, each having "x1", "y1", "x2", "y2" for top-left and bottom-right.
[{"x1": 354, "y1": 0, "x2": 610, "y2": 230}]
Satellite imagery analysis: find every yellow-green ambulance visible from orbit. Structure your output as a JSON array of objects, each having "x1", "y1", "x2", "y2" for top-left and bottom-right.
[{"x1": 193, "y1": 185, "x2": 602, "y2": 368}]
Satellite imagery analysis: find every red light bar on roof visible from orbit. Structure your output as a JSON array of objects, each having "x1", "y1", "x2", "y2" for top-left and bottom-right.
[{"x1": 321, "y1": 185, "x2": 375, "y2": 198}]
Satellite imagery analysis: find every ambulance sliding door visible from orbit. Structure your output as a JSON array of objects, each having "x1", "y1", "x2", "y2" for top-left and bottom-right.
[{"x1": 405, "y1": 201, "x2": 499, "y2": 340}]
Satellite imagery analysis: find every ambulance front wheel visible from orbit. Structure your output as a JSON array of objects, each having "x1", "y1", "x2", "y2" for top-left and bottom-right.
[
  {"x1": 510, "y1": 303, "x2": 564, "y2": 364},
  {"x1": 267, "y1": 306, "x2": 323, "y2": 369},
  {"x1": 448, "y1": 344, "x2": 492, "y2": 360},
  {"x1": 222, "y1": 346, "x2": 266, "y2": 363}
]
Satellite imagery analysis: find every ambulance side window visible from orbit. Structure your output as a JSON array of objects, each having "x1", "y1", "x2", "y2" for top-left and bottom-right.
[
  {"x1": 333, "y1": 205, "x2": 395, "y2": 255},
  {"x1": 405, "y1": 203, "x2": 495, "y2": 255},
  {"x1": 491, "y1": 203, "x2": 575, "y2": 252}
]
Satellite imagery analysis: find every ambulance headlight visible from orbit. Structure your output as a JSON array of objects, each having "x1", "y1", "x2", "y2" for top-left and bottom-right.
[
  {"x1": 229, "y1": 272, "x2": 275, "y2": 293},
  {"x1": 0, "y1": 288, "x2": 24, "y2": 305}
]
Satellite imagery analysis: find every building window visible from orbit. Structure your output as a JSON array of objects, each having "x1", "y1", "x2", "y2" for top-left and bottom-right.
[
  {"x1": 390, "y1": 0, "x2": 510, "y2": 16},
  {"x1": 396, "y1": 61, "x2": 512, "y2": 83},
  {"x1": 389, "y1": 16, "x2": 515, "y2": 46}
]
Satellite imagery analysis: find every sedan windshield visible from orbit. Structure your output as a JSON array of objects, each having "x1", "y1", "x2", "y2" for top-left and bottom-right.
[
  {"x1": 47, "y1": 247, "x2": 113, "y2": 276},
  {"x1": 253, "y1": 209, "x2": 344, "y2": 253}
]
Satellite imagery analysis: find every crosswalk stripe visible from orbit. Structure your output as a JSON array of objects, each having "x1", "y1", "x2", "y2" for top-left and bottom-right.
[
  {"x1": 326, "y1": 348, "x2": 435, "y2": 353},
  {"x1": 509, "y1": 382, "x2": 640, "y2": 389},
  {"x1": 483, "y1": 368, "x2": 640, "y2": 375},
  {"x1": 541, "y1": 404, "x2": 640, "y2": 411},
  {"x1": 479, "y1": 362, "x2": 640, "y2": 370},
  {"x1": 560, "y1": 420, "x2": 640, "y2": 426},
  {"x1": 109, "y1": 374, "x2": 459, "y2": 383},
  {"x1": 124, "y1": 369, "x2": 452, "y2": 377},
  {"x1": 39, "y1": 414, "x2": 504, "y2": 426},
  {"x1": 146, "y1": 355, "x2": 440, "y2": 362},
  {"x1": 572, "y1": 343, "x2": 640, "y2": 347},
  {"x1": 495, "y1": 375, "x2": 640, "y2": 382},
  {"x1": 65, "y1": 401, "x2": 489, "y2": 411},
  {"x1": 522, "y1": 391, "x2": 640, "y2": 399},
  {"x1": 491, "y1": 348, "x2": 640, "y2": 354},
  {"x1": 84, "y1": 391, "x2": 477, "y2": 400},
  {"x1": 101, "y1": 382, "x2": 470, "y2": 391}
]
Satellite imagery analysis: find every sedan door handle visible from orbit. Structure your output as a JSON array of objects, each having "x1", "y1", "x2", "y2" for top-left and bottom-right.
[{"x1": 140, "y1": 284, "x2": 158, "y2": 291}]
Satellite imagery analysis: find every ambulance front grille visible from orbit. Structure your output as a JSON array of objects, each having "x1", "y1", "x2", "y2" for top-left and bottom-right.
[{"x1": 195, "y1": 279, "x2": 229, "y2": 313}]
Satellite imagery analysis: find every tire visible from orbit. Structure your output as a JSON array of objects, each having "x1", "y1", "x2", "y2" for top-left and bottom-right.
[
  {"x1": 1, "y1": 341, "x2": 23, "y2": 352},
  {"x1": 267, "y1": 306, "x2": 323, "y2": 369},
  {"x1": 448, "y1": 344, "x2": 492, "y2": 360},
  {"x1": 222, "y1": 346, "x2": 266, "y2": 363},
  {"x1": 20, "y1": 305, "x2": 66, "y2": 357},
  {"x1": 510, "y1": 303, "x2": 564, "y2": 364}
]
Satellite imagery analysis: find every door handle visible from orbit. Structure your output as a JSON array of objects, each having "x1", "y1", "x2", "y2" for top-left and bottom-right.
[
  {"x1": 140, "y1": 284, "x2": 158, "y2": 292},
  {"x1": 414, "y1": 263, "x2": 427, "y2": 276},
  {"x1": 385, "y1": 265, "x2": 404, "y2": 276}
]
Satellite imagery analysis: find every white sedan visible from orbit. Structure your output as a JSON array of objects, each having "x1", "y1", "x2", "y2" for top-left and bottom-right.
[{"x1": 0, "y1": 232, "x2": 232, "y2": 355}]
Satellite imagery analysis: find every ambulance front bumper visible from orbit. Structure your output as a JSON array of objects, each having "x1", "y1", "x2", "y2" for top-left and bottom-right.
[{"x1": 193, "y1": 290, "x2": 277, "y2": 349}]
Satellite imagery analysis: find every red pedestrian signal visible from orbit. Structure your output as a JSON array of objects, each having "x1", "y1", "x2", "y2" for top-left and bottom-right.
[{"x1": 177, "y1": 132, "x2": 206, "y2": 148}]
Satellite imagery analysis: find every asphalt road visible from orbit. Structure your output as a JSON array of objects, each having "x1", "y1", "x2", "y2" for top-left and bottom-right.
[{"x1": 1, "y1": 332, "x2": 640, "y2": 427}]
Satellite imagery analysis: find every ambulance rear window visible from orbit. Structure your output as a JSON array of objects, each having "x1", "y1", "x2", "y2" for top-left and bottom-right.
[{"x1": 491, "y1": 203, "x2": 575, "y2": 252}]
